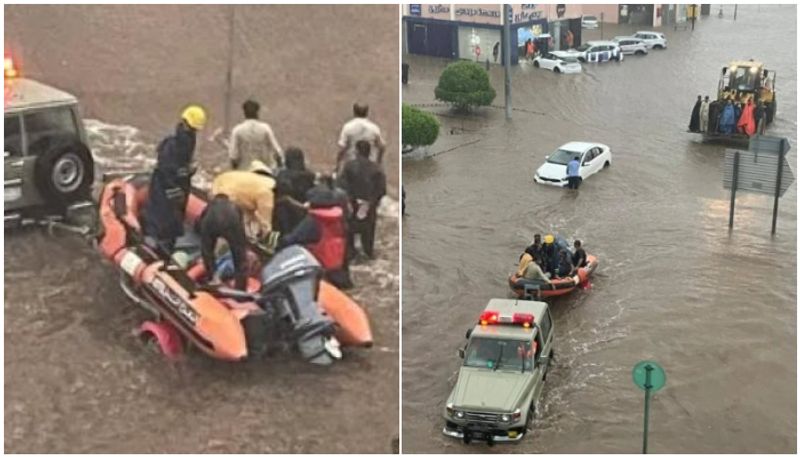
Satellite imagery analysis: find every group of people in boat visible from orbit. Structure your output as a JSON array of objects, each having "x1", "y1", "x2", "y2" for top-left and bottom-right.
[
  {"x1": 142, "y1": 100, "x2": 388, "y2": 291},
  {"x1": 689, "y1": 93, "x2": 767, "y2": 137},
  {"x1": 516, "y1": 234, "x2": 588, "y2": 285}
]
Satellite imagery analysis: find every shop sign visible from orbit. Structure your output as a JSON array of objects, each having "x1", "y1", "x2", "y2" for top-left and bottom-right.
[
  {"x1": 455, "y1": 7, "x2": 501, "y2": 20},
  {"x1": 428, "y1": 4, "x2": 450, "y2": 15},
  {"x1": 409, "y1": 4, "x2": 421, "y2": 16}
]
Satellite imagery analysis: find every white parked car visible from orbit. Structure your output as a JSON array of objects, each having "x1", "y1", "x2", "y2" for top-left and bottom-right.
[
  {"x1": 633, "y1": 31, "x2": 667, "y2": 49},
  {"x1": 581, "y1": 15, "x2": 599, "y2": 29},
  {"x1": 612, "y1": 36, "x2": 649, "y2": 55},
  {"x1": 532, "y1": 52, "x2": 582, "y2": 74},
  {"x1": 552, "y1": 41, "x2": 623, "y2": 63},
  {"x1": 534, "y1": 142, "x2": 612, "y2": 187}
]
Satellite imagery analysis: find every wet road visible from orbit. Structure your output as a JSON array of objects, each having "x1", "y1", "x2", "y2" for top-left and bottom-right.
[
  {"x1": 5, "y1": 5, "x2": 398, "y2": 453},
  {"x1": 402, "y1": 5, "x2": 796, "y2": 453}
]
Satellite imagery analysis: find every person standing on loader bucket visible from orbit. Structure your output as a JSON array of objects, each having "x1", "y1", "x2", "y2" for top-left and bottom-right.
[{"x1": 144, "y1": 105, "x2": 206, "y2": 255}]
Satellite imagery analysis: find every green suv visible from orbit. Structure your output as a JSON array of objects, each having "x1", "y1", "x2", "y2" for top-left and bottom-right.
[
  {"x1": 4, "y1": 70, "x2": 95, "y2": 227},
  {"x1": 443, "y1": 298, "x2": 554, "y2": 444}
]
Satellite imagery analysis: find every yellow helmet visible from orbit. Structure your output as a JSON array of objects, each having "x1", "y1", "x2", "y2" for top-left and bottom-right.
[
  {"x1": 181, "y1": 105, "x2": 207, "y2": 130},
  {"x1": 544, "y1": 234, "x2": 555, "y2": 244}
]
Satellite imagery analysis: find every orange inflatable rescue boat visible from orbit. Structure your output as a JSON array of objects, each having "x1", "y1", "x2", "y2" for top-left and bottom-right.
[{"x1": 96, "y1": 177, "x2": 372, "y2": 365}]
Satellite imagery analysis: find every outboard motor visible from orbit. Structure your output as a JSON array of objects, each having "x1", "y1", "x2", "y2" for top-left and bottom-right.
[{"x1": 260, "y1": 246, "x2": 340, "y2": 365}]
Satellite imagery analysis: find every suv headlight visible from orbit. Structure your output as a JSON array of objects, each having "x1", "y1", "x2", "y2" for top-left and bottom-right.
[
  {"x1": 501, "y1": 408, "x2": 522, "y2": 423},
  {"x1": 446, "y1": 403, "x2": 465, "y2": 419}
]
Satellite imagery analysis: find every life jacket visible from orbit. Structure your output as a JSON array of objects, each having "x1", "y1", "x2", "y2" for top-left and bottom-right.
[{"x1": 306, "y1": 206, "x2": 346, "y2": 270}]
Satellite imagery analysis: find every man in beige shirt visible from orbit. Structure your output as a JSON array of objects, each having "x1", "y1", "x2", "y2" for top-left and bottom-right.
[
  {"x1": 229, "y1": 99, "x2": 283, "y2": 170},
  {"x1": 336, "y1": 103, "x2": 386, "y2": 172}
]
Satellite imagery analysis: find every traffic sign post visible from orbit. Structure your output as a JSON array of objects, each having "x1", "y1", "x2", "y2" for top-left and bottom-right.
[
  {"x1": 633, "y1": 361, "x2": 666, "y2": 454},
  {"x1": 723, "y1": 136, "x2": 794, "y2": 234}
]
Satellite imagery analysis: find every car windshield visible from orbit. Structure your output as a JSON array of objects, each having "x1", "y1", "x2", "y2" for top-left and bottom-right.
[
  {"x1": 576, "y1": 44, "x2": 591, "y2": 52},
  {"x1": 561, "y1": 56, "x2": 579, "y2": 63},
  {"x1": 464, "y1": 337, "x2": 532, "y2": 372},
  {"x1": 583, "y1": 16, "x2": 596, "y2": 21},
  {"x1": 547, "y1": 148, "x2": 581, "y2": 165}
]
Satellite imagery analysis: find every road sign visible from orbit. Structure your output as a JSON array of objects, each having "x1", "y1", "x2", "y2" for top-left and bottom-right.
[
  {"x1": 723, "y1": 136, "x2": 794, "y2": 197},
  {"x1": 633, "y1": 360, "x2": 666, "y2": 453},
  {"x1": 632, "y1": 361, "x2": 666, "y2": 392}
]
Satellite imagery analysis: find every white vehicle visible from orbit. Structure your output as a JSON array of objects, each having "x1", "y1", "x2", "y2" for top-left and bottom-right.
[
  {"x1": 612, "y1": 36, "x2": 649, "y2": 55},
  {"x1": 552, "y1": 41, "x2": 623, "y2": 63},
  {"x1": 534, "y1": 142, "x2": 612, "y2": 187},
  {"x1": 633, "y1": 31, "x2": 667, "y2": 49},
  {"x1": 581, "y1": 15, "x2": 599, "y2": 29},
  {"x1": 532, "y1": 52, "x2": 582, "y2": 74}
]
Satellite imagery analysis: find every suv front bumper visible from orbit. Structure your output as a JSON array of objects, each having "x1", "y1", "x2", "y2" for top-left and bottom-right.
[{"x1": 442, "y1": 422, "x2": 525, "y2": 443}]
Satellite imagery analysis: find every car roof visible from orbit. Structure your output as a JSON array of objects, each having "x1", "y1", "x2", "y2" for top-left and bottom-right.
[
  {"x1": 4, "y1": 78, "x2": 78, "y2": 114},
  {"x1": 614, "y1": 36, "x2": 643, "y2": 41},
  {"x1": 471, "y1": 298, "x2": 549, "y2": 340},
  {"x1": 560, "y1": 141, "x2": 602, "y2": 152},
  {"x1": 586, "y1": 40, "x2": 618, "y2": 46},
  {"x1": 636, "y1": 30, "x2": 663, "y2": 35}
]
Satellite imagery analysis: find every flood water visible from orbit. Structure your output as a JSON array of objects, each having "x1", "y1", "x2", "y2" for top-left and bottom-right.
[
  {"x1": 402, "y1": 5, "x2": 796, "y2": 453},
  {"x1": 4, "y1": 5, "x2": 399, "y2": 453}
]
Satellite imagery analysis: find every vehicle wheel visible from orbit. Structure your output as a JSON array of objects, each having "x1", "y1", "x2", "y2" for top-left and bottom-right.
[
  {"x1": 553, "y1": 67, "x2": 561, "y2": 73},
  {"x1": 543, "y1": 349, "x2": 554, "y2": 380},
  {"x1": 533, "y1": 61, "x2": 540, "y2": 68},
  {"x1": 577, "y1": 57, "x2": 585, "y2": 63},
  {"x1": 604, "y1": 161, "x2": 610, "y2": 168},
  {"x1": 635, "y1": 50, "x2": 645, "y2": 55},
  {"x1": 33, "y1": 138, "x2": 94, "y2": 206},
  {"x1": 654, "y1": 44, "x2": 664, "y2": 49}
]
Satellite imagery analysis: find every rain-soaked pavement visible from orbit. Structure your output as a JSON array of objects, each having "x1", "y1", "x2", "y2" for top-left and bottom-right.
[
  {"x1": 4, "y1": 5, "x2": 398, "y2": 453},
  {"x1": 402, "y1": 5, "x2": 796, "y2": 453}
]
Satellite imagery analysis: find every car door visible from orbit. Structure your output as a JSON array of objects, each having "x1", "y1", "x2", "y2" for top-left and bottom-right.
[
  {"x1": 4, "y1": 114, "x2": 27, "y2": 211},
  {"x1": 600, "y1": 45, "x2": 613, "y2": 62},
  {"x1": 588, "y1": 148, "x2": 603, "y2": 175},
  {"x1": 541, "y1": 53, "x2": 554, "y2": 70},
  {"x1": 580, "y1": 148, "x2": 598, "y2": 178},
  {"x1": 531, "y1": 331, "x2": 546, "y2": 401}
]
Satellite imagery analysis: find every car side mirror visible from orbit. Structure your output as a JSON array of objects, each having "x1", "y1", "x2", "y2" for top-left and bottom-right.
[
  {"x1": 545, "y1": 155, "x2": 550, "y2": 160},
  {"x1": 465, "y1": 328, "x2": 473, "y2": 339},
  {"x1": 582, "y1": 162, "x2": 590, "y2": 167},
  {"x1": 457, "y1": 348, "x2": 465, "y2": 359},
  {"x1": 4, "y1": 151, "x2": 10, "y2": 159}
]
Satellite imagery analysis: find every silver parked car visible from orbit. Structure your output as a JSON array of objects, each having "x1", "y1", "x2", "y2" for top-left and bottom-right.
[{"x1": 612, "y1": 36, "x2": 649, "y2": 55}]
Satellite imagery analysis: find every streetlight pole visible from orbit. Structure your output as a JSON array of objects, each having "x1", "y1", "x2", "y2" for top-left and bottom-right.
[
  {"x1": 503, "y1": 4, "x2": 512, "y2": 120},
  {"x1": 224, "y1": 5, "x2": 236, "y2": 134}
]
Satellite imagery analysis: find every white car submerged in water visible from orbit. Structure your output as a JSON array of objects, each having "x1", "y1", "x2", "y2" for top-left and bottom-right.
[
  {"x1": 532, "y1": 52, "x2": 582, "y2": 74},
  {"x1": 534, "y1": 142, "x2": 612, "y2": 187}
]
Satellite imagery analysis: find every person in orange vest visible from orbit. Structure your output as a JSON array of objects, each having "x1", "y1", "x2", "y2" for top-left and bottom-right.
[{"x1": 277, "y1": 176, "x2": 353, "y2": 289}]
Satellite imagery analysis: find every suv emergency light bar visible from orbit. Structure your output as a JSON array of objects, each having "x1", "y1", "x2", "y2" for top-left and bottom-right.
[
  {"x1": 4, "y1": 56, "x2": 18, "y2": 79},
  {"x1": 479, "y1": 310, "x2": 535, "y2": 327}
]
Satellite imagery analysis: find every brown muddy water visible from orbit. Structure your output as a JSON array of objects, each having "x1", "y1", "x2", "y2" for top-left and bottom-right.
[
  {"x1": 4, "y1": 5, "x2": 399, "y2": 453},
  {"x1": 402, "y1": 5, "x2": 796, "y2": 453}
]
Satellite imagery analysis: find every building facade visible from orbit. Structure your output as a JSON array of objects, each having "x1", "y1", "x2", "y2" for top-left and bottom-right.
[{"x1": 402, "y1": 4, "x2": 584, "y2": 65}]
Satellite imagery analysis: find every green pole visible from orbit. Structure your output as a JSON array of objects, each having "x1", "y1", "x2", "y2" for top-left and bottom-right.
[{"x1": 643, "y1": 365, "x2": 653, "y2": 453}]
